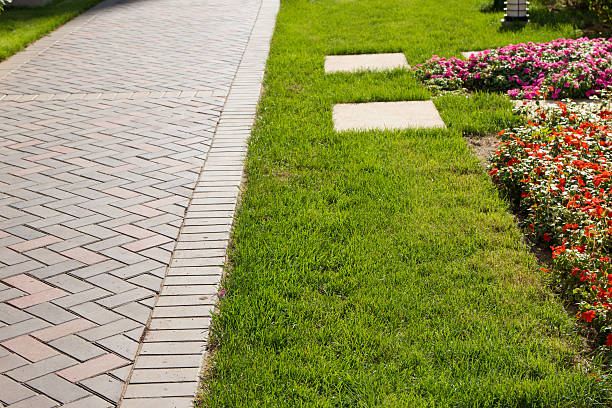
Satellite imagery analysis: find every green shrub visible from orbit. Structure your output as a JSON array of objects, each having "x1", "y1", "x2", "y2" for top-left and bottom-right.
[
  {"x1": 588, "y1": 0, "x2": 612, "y2": 23},
  {"x1": 0, "y1": 0, "x2": 12, "y2": 12}
]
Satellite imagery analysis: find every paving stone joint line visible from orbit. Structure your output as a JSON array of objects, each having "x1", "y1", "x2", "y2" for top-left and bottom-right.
[
  {"x1": 0, "y1": 0, "x2": 276, "y2": 404},
  {"x1": 115, "y1": 0, "x2": 269, "y2": 403}
]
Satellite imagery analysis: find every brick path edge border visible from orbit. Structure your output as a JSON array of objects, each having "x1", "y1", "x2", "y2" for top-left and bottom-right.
[{"x1": 118, "y1": 0, "x2": 280, "y2": 405}]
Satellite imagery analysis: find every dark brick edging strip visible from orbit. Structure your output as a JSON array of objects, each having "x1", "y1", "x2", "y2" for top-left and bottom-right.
[{"x1": 118, "y1": 0, "x2": 280, "y2": 405}]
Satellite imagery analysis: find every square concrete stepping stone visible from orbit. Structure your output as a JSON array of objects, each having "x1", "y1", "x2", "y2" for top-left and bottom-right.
[
  {"x1": 333, "y1": 101, "x2": 446, "y2": 132},
  {"x1": 325, "y1": 53, "x2": 409, "y2": 73}
]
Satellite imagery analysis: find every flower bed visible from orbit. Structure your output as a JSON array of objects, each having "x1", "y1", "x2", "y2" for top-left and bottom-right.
[
  {"x1": 413, "y1": 37, "x2": 612, "y2": 99},
  {"x1": 489, "y1": 99, "x2": 612, "y2": 348}
]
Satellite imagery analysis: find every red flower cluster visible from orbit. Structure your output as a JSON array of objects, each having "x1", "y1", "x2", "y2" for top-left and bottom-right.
[{"x1": 489, "y1": 99, "x2": 612, "y2": 348}]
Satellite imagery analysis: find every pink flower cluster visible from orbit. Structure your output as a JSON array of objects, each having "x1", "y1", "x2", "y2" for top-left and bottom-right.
[{"x1": 413, "y1": 37, "x2": 612, "y2": 100}]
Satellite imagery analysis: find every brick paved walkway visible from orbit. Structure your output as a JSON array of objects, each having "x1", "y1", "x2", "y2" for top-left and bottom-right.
[{"x1": 0, "y1": 0, "x2": 278, "y2": 405}]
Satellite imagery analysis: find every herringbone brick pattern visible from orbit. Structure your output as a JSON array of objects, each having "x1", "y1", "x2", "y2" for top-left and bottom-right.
[
  {"x1": 0, "y1": 0, "x2": 257, "y2": 96},
  {"x1": 0, "y1": 0, "x2": 264, "y2": 404}
]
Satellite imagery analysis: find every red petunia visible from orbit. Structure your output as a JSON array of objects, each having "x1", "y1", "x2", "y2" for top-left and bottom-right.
[{"x1": 581, "y1": 310, "x2": 596, "y2": 323}]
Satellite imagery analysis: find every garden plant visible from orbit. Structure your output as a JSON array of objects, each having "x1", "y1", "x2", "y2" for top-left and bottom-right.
[
  {"x1": 490, "y1": 99, "x2": 612, "y2": 352},
  {"x1": 0, "y1": 0, "x2": 12, "y2": 13},
  {"x1": 413, "y1": 37, "x2": 612, "y2": 100}
]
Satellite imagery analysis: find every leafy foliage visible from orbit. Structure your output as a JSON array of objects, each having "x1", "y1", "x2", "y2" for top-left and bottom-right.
[
  {"x1": 588, "y1": 0, "x2": 612, "y2": 24},
  {"x1": 0, "y1": 0, "x2": 12, "y2": 13},
  {"x1": 413, "y1": 38, "x2": 612, "y2": 100},
  {"x1": 489, "y1": 99, "x2": 612, "y2": 350}
]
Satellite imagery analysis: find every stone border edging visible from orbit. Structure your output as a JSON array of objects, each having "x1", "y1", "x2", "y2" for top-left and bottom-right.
[{"x1": 117, "y1": 0, "x2": 280, "y2": 405}]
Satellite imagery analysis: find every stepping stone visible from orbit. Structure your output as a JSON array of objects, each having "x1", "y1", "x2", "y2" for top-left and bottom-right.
[
  {"x1": 324, "y1": 53, "x2": 409, "y2": 73},
  {"x1": 333, "y1": 101, "x2": 446, "y2": 132}
]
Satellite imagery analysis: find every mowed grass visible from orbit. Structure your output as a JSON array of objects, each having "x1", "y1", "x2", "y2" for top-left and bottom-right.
[
  {"x1": 0, "y1": 0, "x2": 104, "y2": 62},
  {"x1": 201, "y1": 0, "x2": 610, "y2": 406}
]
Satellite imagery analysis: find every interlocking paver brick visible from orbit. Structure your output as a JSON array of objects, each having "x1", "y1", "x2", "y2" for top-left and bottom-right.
[
  {"x1": 23, "y1": 248, "x2": 70, "y2": 266},
  {"x1": 151, "y1": 306, "x2": 213, "y2": 319},
  {"x1": 28, "y1": 260, "x2": 85, "y2": 280},
  {"x1": 69, "y1": 302, "x2": 123, "y2": 325},
  {"x1": 0, "y1": 248, "x2": 29, "y2": 266},
  {"x1": 24, "y1": 303, "x2": 77, "y2": 325},
  {"x1": 0, "y1": 260, "x2": 44, "y2": 278},
  {"x1": 139, "y1": 342, "x2": 204, "y2": 355},
  {"x1": 138, "y1": 247, "x2": 172, "y2": 265},
  {"x1": 120, "y1": 397, "x2": 193, "y2": 408},
  {"x1": 113, "y1": 302, "x2": 151, "y2": 325},
  {"x1": 0, "y1": 318, "x2": 50, "y2": 342},
  {"x1": 96, "y1": 288, "x2": 154, "y2": 309},
  {"x1": 7, "y1": 236, "x2": 62, "y2": 253},
  {"x1": 0, "y1": 354, "x2": 28, "y2": 373},
  {"x1": 0, "y1": 304, "x2": 30, "y2": 324},
  {"x1": 52, "y1": 287, "x2": 112, "y2": 308},
  {"x1": 109, "y1": 365, "x2": 131, "y2": 382},
  {"x1": 87, "y1": 274, "x2": 137, "y2": 295},
  {"x1": 166, "y1": 266, "x2": 223, "y2": 276},
  {"x1": 100, "y1": 247, "x2": 147, "y2": 265},
  {"x1": 56, "y1": 353, "x2": 129, "y2": 383},
  {"x1": 47, "y1": 235, "x2": 98, "y2": 253},
  {"x1": 68, "y1": 260, "x2": 123, "y2": 279},
  {"x1": 97, "y1": 335, "x2": 139, "y2": 360},
  {"x1": 4, "y1": 394, "x2": 58, "y2": 408},
  {"x1": 133, "y1": 355, "x2": 202, "y2": 369},
  {"x1": 5, "y1": 354, "x2": 77, "y2": 382},
  {"x1": 27, "y1": 373, "x2": 90, "y2": 404},
  {"x1": 148, "y1": 317, "x2": 211, "y2": 331},
  {"x1": 1, "y1": 336, "x2": 58, "y2": 362},
  {"x1": 2, "y1": 274, "x2": 53, "y2": 294},
  {"x1": 143, "y1": 329, "x2": 207, "y2": 342},
  {"x1": 45, "y1": 275, "x2": 93, "y2": 294},
  {"x1": 0, "y1": 374, "x2": 36, "y2": 405},
  {"x1": 123, "y1": 327, "x2": 145, "y2": 343},
  {"x1": 61, "y1": 395, "x2": 112, "y2": 408},
  {"x1": 160, "y1": 285, "x2": 218, "y2": 296},
  {"x1": 123, "y1": 383, "x2": 198, "y2": 399},
  {"x1": 129, "y1": 368, "x2": 199, "y2": 384},
  {"x1": 31, "y1": 318, "x2": 97, "y2": 342},
  {"x1": 0, "y1": 0, "x2": 277, "y2": 403},
  {"x1": 7, "y1": 288, "x2": 68, "y2": 309},
  {"x1": 127, "y1": 274, "x2": 162, "y2": 292},
  {"x1": 78, "y1": 319, "x2": 142, "y2": 343},
  {"x1": 61, "y1": 248, "x2": 108, "y2": 265},
  {"x1": 49, "y1": 334, "x2": 107, "y2": 362},
  {"x1": 80, "y1": 374, "x2": 123, "y2": 402},
  {"x1": 112, "y1": 225, "x2": 154, "y2": 240},
  {"x1": 121, "y1": 235, "x2": 172, "y2": 252}
]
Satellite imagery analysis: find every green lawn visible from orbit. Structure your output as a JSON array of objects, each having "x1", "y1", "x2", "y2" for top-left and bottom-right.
[
  {"x1": 0, "y1": 0, "x2": 104, "y2": 62},
  {"x1": 201, "y1": 0, "x2": 610, "y2": 406}
]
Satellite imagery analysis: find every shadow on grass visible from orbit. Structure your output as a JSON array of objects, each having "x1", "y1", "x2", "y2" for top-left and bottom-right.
[
  {"x1": 478, "y1": 0, "x2": 601, "y2": 34},
  {"x1": 0, "y1": 0, "x2": 153, "y2": 61},
  {"x1": 479, "y1": 0, "x2": 504, "y2": 13}
]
